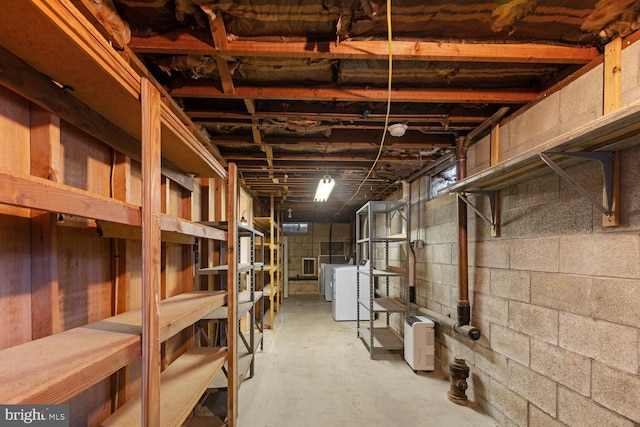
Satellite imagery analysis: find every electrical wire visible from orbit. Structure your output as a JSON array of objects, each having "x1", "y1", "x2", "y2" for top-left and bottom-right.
[{"x1": 338, "y1": 0, "x2": 394, "y2": 215}]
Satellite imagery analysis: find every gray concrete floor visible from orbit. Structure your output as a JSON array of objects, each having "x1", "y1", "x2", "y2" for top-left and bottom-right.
[{"x1": 238, "y1": 294, "x2": 497, "y2": 427}]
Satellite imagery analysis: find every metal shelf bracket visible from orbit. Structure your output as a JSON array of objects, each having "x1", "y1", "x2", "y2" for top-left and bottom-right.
[
  {"x1": 458, "y1": 190, "x2": 499, "y2": 237},
  {"x1": 540, "y1": 151, "x2": 615, "y2": 217}
]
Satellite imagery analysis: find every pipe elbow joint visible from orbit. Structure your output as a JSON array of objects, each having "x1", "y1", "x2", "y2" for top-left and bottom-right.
[{"x1": 453, "y1": 323, "x2": 482, "y2": 341}]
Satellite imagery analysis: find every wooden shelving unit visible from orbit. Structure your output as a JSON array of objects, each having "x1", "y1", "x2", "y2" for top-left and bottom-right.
[
  {"x1": 254, "y1": 198, "x2": 282, "y2": 329},
  {"x1": 0, "y1": 2, "x2": 237, "y2": 426}
]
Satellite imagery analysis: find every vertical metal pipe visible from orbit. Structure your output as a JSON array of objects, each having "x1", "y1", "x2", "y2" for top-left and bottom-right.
[{"x1": 455, "y1": 136, "x2": 471, "y2": 325}]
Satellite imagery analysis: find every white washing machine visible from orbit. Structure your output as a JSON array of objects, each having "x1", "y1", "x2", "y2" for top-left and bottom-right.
[
  {"x1": 331, "y1": 259, "x2": 371, "y2": 321},
  {"x1": 320, "y1": 262, "x2": 352, "y2": 301}
]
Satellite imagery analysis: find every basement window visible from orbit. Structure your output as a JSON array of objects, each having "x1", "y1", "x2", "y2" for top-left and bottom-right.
[
  {"x1": 301, "y1": 258, "x2": 317, "y2": 277},
  {"x1": 283, "y1": 222, "x2": 309, "y2": 234}
]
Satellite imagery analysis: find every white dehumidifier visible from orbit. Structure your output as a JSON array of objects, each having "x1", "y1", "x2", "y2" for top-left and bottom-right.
[{"x1": 404, "y1": 315, "x2": 435, "y2": 372}]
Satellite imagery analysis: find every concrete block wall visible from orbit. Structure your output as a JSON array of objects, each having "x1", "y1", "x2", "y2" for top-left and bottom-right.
[
  {"x1": 412, "y1": 39, "x2": 640, "y2": 426},
  {"x1": 286, "y1": 222, "x2": 351, "y2": 294}
]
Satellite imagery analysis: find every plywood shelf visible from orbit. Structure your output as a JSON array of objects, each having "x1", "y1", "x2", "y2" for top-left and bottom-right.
[
  {"x1": 97, "y1": 216, "x2": 227, "y2": 244},
  {"x1": 0, "y1": 170, "x2": 141, "y2": 226},
  {"x1": 0, "y1": 319, "x2": 141, "y2": 405},
  {"x1": 448, "y1": 99, "x2": 640, "y2": 193},
  {"x1": 0, "y1": 289, "x2": 227, "y2": 405},
  {"x1": 202, "y1": 292, "x2": 264, "y2": 320},
  {"x1": 100, "y1": 347, "x2": 227, "y2": 427},
  {"x1": 96, "y1": 291, "x2": 227, "y2": 343}
]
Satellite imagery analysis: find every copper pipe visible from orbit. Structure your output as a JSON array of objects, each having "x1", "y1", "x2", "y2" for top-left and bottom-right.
[{"x1": 455, "y1": 136, "x2": 471, "y2": 325}]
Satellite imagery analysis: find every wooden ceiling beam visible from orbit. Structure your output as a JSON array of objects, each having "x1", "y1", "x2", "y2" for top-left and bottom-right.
[
  {"x1": 200, "y1": 6, "x2": 235, "y2": 96},
  {"x1": 227, "y1": 154, "x2": 424, "y2": 163},
  {"x1": 195, "y1": 120, "x2": 475, "y2": 133},
  {"x1": 187, "y1": 110, "x2": 489, "y2": 123},
  {"x1": 209, "y1": 129, "x2": 453, "y2": 145},
  {"x1": 169, "y1": 83, "x2": 537, "y2": 103},
  {"x1": 130, "y1": 31, "x2": 598, "y2": 64},
  {"x1": 215, "y1": 141, "x2": 453, "y2": 150}
]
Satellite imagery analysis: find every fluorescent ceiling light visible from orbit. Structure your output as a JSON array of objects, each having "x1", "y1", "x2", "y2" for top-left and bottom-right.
[{"x1": 314, "y1": 175, "x2": 335, "y2": 202}]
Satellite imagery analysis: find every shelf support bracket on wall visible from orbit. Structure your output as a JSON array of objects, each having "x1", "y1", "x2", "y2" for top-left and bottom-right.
[
  {"x1": 540, "y1": 151, "x2": 617, "y2": 224},
  {"x1": 458, "y1": 190, "x2": 499, "y2": 237}
]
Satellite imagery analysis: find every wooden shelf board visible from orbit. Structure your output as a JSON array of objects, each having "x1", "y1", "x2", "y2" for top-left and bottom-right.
[
  {"x1": 1, "y1": 170, "x2": 141, "y2": 226},
  {"x1": 202, "y1": 292, "x2": 263, "y2": 320},
  {"x1": 97, "y1": 216, "x2": 226, "y2": 245},
  {"x1": 449, "y1": 99, "x2": 640, "y2": 193},
  {"x1": 199, "y1": 221, "x2": 264, "y2": 238},
  {"x1": 0, "y1": 320, "x2": 140, "y2": 404},
  {"x1": 160, "y1": 216, "x2": 226, "y2": 241},
  {"x1": 101, "y1": 347, "x2": 227, "y2": 427},
  {"x1": 358, "y1": 327, "x2": 404, "y2": 351},
  {"x1": 102, "y1": 291, "x2": 226, "y2": 343}
]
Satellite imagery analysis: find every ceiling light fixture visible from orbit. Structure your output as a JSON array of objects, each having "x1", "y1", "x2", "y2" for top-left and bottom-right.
[
  {"x1": 314, "y1": 175, "x2": 335, "y2": 202},
  {"x1": 287, "y1": 208, "x2": 293, "y2": 218},
  {"x1": 388, "y1": 123, "x2": 407, "y2": 137}
]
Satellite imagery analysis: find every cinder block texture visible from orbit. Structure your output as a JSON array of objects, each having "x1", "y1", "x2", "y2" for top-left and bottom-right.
[
  {"x1": 473, "y1": 240, "x2": 510, "y2": 269},
  {"x1": 509, "y1": 237, "x2": 559, "y2": 272},
  {"x1": 559, "y1": 234, "x2": 640, "y2": 278},
  {"x1": 530, "y1": 340, "x2": 591, "y2": 396},
  {"x1": 509, "y1": 301, "x2": 558, "y2": 345},
  {"x1": 559, "y1": 387, "x2": 636, "y2": 427},
  {"x1": 491, "y1": 269, "x2": 530, "y2": 302},
  {"x1": 622, "y1": 42, "x2": 640, "y2": 106},
  {"x1": 592, "y1": 277, "x2": 640, "y2": 328},
  {"x1": 475, "y1": 344, "x2": 509, "y2": 384},
  {"x1": 490, "y1": 379, "x2": 528, "y2": 426},
  {"x1": 469, "y1": 266, "x2": 491, "y2": 294},
  {"x1": 531, "y1": 272, "x2": 592, "y2": 317},
  {"x1": 508, "y1": 362, "x2": 557, "y2": 417},
  {"x1": 559, "y1": 312, "x2": 638, "y2": 373},
  {"x1": 491, "y1": 324, "x2": 530, "y2": 366},
  {"x1": 432, "y1": 242, "x2": 453, "y2": 264},
  {"x1": 529, "y1": 406, "x2": 565, "y2": 427},
  {"x1": 620, "y1": 145, "x2": 640, "y2": 225},
  {"x1": 558, "y1": 62, "x2": 603, "y2": 128},
  {"x1": 474, "y1": 293, "x2": 509, "y2": 326},
  {"x1": 592, "y1": 363, "x2": 640, "y2": 423},
  {"x1": 505, "y1": 91, "x2": 560, "y2": 159}
]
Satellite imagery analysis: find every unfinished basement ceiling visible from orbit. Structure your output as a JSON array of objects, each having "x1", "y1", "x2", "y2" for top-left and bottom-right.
[{"x1": 80, "y1": 0, "x2": 639, "y2": 222}]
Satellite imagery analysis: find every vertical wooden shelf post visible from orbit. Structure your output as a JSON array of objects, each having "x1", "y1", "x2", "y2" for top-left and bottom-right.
[
  {"x1": 227, "y1": 163, "x2": 239, "y2": 427},
  {"x1": 603, "y1": 37, "x2": 621, "y2": 227},
  {"x1": 29, "y1": 106, "x2": 62, "y2": 339},
  {"x1": 141, "y1": 77, "x2": 162, "y2": 426}
]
